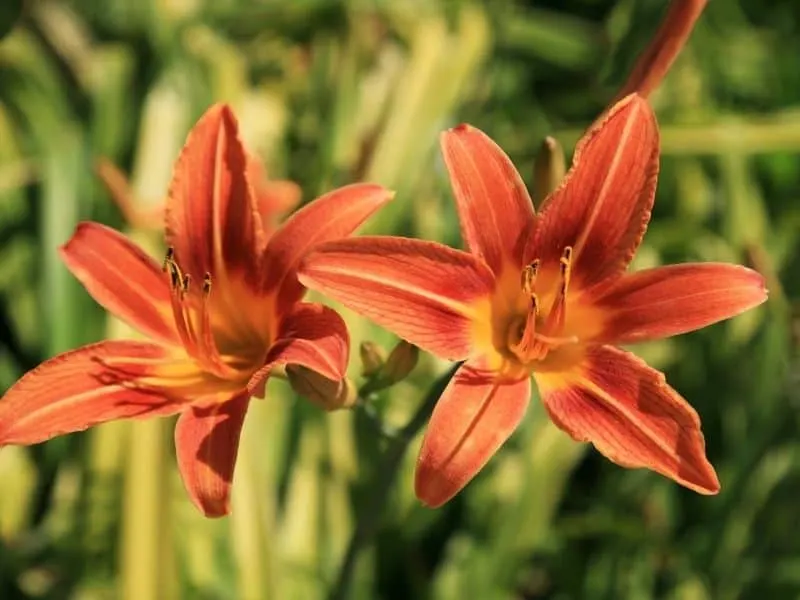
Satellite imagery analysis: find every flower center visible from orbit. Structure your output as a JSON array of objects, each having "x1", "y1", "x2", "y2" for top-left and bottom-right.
[
  {"x1": 163, "y1": 248, "x2": 240, "y2": 380},
  {"x1": 507, "y1": 246, "x2": 579, "y2": 365}
]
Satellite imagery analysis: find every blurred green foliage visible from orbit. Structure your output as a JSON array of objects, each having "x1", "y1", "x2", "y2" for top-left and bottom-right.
[{"x1": 0, "y1": 0, "x2": 799, "y2": 599}]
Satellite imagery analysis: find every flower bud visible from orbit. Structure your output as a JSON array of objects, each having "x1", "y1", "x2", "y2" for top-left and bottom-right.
[
  {"x1": 533, "y1": 136, "x2": 565, "y2": 207},
  {"x1": 359, "y1": 341, "x2": 386, "y2": 377},
  {"x1": 286, "y1": 366, "x2": 357, "y2": 411},
  {"x1": 380, "y1": 340, "x2": 419, "y2": 385}
]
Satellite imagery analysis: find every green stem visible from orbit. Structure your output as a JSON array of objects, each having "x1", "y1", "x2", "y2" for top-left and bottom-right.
[{"x1": 328, "y1": 363, "x2": 461, "y2": 600}]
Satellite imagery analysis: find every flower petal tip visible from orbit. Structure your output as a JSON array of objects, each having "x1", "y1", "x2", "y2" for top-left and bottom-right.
[
  {"x1": 347, "y1": 182, "x2": 396, "y2": 205},
  {"x1": 193, "y1": 496, "x2": 232, "y2": 518},
  {"x1": 204, "y1": 102, "x2": 236, "y2": 122},
  {"x1": 683, "y1": 471, "x2": 721, "y2": 496},
  {"x1": 682, "y1": 456, "x2": 721, "y2": 496},
  {"x1": 58, "y1": 221, "x2": 90, "y2": 255},
  {"x1": 414, "y1": 466, "x2": 454, "y2": 509},
  {"x1": 444, "y1": 123, "x2": 475, "y2": 136},
  {"x1": 616, "y1": 92, "x2": 651, "y2": 111}
]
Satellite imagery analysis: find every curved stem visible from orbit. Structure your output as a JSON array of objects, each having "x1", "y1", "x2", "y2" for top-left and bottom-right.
[{"x1": 328, "y1": 363, "x2": 461, "y2": 600}]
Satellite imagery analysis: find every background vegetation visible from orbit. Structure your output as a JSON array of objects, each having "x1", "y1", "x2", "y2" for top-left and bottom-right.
[{"x1": 0, "y1": 0, "x2": 799, "y2": 598}]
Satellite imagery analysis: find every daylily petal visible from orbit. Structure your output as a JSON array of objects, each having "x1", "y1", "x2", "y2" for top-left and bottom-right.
[
  {"x1": 441, "y1": 124, "x2": 535, "y2": 274},
  {"x1": 0, "y1": 341, "x2": 187, "y2": 446},
  {"x1": 532, "y1": 95, "x2": 659, "y2": 289},
  {"x1": 298, "y1": 237, "x2": 496, "y2": 360},
  {"x1": 246, "y1": 153, "x2": 301, "y2": 230},
  {"x1": 247, "y1": 302, "x2": 349, "y2": 394},
  {"x1": 594, "y1": 263, "x2": 768, "y2": 344},
  {"x1": 95, "y1": 158, "x2": 164, "y2": 230},
  {"x1": 174, "y1": 392, "x2": 250, "y2": 517},
  {"x1": 415, "y1": 363, "x2": 531, "y2": 507},
  {"x1": 536, "y1": 345, "x2": 719, "y2": 494},
  {"x1": 164, "y1": 103, "x2": 264, "y2": 286},
  {"x1": 260, "y1": 183, "x2": 393, "y2": 311},
  {"x1": 59, "y1": 222, "x2": 177, "y2": 346}
]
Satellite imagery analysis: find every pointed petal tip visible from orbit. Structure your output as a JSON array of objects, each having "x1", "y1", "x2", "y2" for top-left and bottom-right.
[
  {"x1": 192, "y1": 103, "x2": 240, "y2": 142},
  {"x1": 678, "y1": 456, "x2": 720, "y2": 496},
  {"x1": 204, "y1": 101, "x2": 235, "y2": 120},
  {"x1": 596, "y1": 92, "x2": 657, "y2": 139},
  {"x1": 193, "y1": 496, "x2": 231, "y2": 518},
  {"x1": 414, "y1": 466, "x2": 454, "y2": 509},
  {"x1": 443, "y1": 123, "x2": 475, "y2": 136},
  {"x1": 615, "y1": 92, "x2": 650, "y2": 111},
  {"x1": 58, "y1": 220, "x2": 91, "y2": 253}
]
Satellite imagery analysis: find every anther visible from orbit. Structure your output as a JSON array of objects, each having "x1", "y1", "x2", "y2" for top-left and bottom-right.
[
  {"x1": 202, "y1": 273, "x2": 212, "y2": 295},
  {"x1": 167, "y1": 263, "x2": 181, "y2": 290},
  {"x1": 560, "y1": 246, "x2": 572, "y2": 275},
  {"x1": 181, "y1": 274, "x2": 192, "y2": 297},
  {"x1": 522, "y1": 259, "x2": 540, "y2": 296},
  {"x1": 163, "y1": 247, "x2": 175, "y2": 272}
]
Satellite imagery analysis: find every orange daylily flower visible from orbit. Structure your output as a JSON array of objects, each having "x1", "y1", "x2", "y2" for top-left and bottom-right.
[
  {"x1": 298, "y1": 95, "x2": 768, "y2": 507},
  {"x1": 0, "y1": 104, "x2": 392, "y2": 517}
]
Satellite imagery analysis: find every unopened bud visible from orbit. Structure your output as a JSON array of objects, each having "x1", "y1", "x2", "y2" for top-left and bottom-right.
[
  {"x1": 533, "y1": 136, "x2": 565, "y2": 208},
  {"x1": 380, "y1": 340, "x2": 419, "y2": 385},
  {"x1": 286, "y1": 366, "x2": 357, "y2": 411},
  {"x1": 359, "y1": 341, "x2": 386, "y2": 377}
]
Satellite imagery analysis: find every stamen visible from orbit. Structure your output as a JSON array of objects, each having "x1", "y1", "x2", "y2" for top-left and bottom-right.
[
  {"x1": 162, "y1": 256, "x2": 237, "y2": 379},
  {"x1": 163, "y1": 250, "x2": 204, "y2": 360},
  {"x1": 521, "y1": 259, "x2": 540, "y2": 296},
  {"x1": 543, "y1": 246, "x2": 573, "y2": 334},
  {"x1": 167, "y1": 262, "x2": 181, "y2": 290},
  {"x1": 196, "y1": 272, "x2": 238, "y2": 379},
  {"x1": 162, "y1": 247, "x2": 175, "y2": 272},
  {"x1": 509, "y1": 247, "x2": 577, "y2": 364}
]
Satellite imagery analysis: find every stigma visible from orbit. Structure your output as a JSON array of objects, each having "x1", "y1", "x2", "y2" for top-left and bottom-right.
[{"x1": 508, "y1": 246, "x2": 578, "y2": 364}]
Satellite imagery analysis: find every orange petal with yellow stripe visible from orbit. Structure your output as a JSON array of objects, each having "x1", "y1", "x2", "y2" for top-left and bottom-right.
[
  {"x1": 0, "y1": 341, "x2": 188, "y2": 446},
  {"x1": 440, "y1": 123, "x2": 535, "y2": 274},
  {"x1": 174, "y1": 392, "x2": 250, "y2": 517},
  {"x1": 594, "y1": 262, "x2": 768, "y2": 344},
  {"x1": 299, "y1": 237, "x2": 496, "y2": 360},
  {"x1": 165, "y1": 104, "x2": 264, "y2": 285},
  {"x1": 531, "y1": 95, "x2": 659, "y2": 289},
  {"x1": 535, "y1": 345, "x2": 719, "y2": 494},
  {"x1": 60, "y1": 222, "x2": 178, "y2": 346},
  {"x1": 415, "y1": 363, "x2": 530, "y2": 507}
]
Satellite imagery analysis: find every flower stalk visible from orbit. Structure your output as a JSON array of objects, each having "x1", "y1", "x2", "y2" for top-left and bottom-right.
[{"x1": 328, "y1": 363, "x2": 461, "y2": 600}]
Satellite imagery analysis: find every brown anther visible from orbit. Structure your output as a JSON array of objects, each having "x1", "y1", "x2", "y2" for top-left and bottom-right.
[
  {"x1": 182, "y1": 274, "x2": 192, "y2": 296},
  {"x1": 202, "y1": 273, "x2": 212, "y2": 295},
  {"x1": 522, "y1": 259, "x2": 540, "y2": 296},
  {"x1": 163, "y1": 247, "x2": 175, "y2": 272},
  {"x1": 167, "y1": 262, "x2": 181, "y2": 290},
  {"x1": 560, "y1": 246, "x2": 573, "y2": 274}
]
